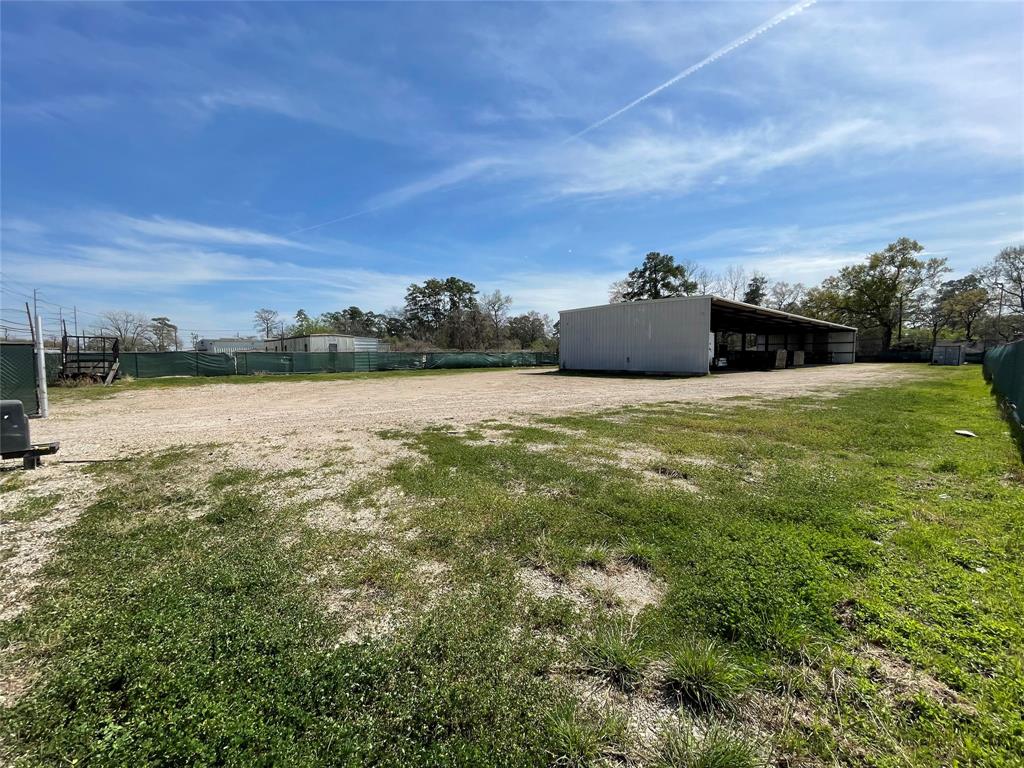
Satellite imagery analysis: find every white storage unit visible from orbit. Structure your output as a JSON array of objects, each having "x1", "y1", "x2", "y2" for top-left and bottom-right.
[
  {"x1": 558, "y1": 296, "x2": 857, "y2": 375},
  {"x1": 195, "y1": 337, "x2": 261, "y2": 354},
  {"x1": 263, "y1": 334, "x2": 382, "y2": 353}
]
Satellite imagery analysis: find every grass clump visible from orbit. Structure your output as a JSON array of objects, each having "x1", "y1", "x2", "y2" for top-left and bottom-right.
[
  {"x1": 664, "y1": 638, "x2": 746, "y2": 712},
  {"x1": 547, "y1": 702, "x2": 628, "y2": 767},
  {"x1": 579, "y1": 616, "x2": 648, "y2": 691},
  {"x1": 619, "y1": 538, "x2": 657, "y2": 570},
  {"x1": 648, "y1": 723, "x2": 763, "y2": 768}
]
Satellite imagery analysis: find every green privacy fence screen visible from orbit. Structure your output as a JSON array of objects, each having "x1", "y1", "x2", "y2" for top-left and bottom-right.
[
  {"x1": 983, "y1": 340, "x2": 1023, "y2": 431},
  {"x1": 233, "y1": 350, "x2": 557, "y2": 376},
  {"x1": 118, "y1": 352, "x2": 236, "y2": 378},
  {"x1": 0, "y1": 342, "x2": 40, "y2": 415},
  {"x1": 110, "y1": 350, "x2": 558, "y2": 379}
]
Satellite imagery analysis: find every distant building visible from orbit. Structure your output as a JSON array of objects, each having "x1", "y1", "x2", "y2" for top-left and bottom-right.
[
  {"x1": 196, "y1": 337, "x2": 261, "y2": 354},
  {"x1": 263, "y1": 334, "x2": 383, "y2": 353}
]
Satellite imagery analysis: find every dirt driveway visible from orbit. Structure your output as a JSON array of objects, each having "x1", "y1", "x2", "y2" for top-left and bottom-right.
[{"x1": 32, "y1": 364, "x2": 910, "y2": 464}]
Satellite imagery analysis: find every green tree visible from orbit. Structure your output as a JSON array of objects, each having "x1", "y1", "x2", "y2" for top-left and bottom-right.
[
  {"x1": 938, "y1": 276, "x2": 989, "y2": 342},
  {"x1": 507, "y1": 311, "x2": 551, "y2": 348},
  {"x1": 149, "y1": 317, "x2": 179, "y2": 352},
  {"x1": 403, "y1": 277, "x2": 481, "y2": 348},
  {"x1": 620, "y1": 252, "x2": 698, "y2": 301},
  {"x1": 742, "y1": 273, "x2": 769, "y2": 306},
  {"x1": 810, "y1": 238, "x2": 948, "y2": 351}
]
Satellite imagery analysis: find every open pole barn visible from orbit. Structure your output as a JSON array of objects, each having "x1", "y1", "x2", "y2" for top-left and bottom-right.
[{"x1": 558, "y1": 295, "x2": 857, "y2": 375}]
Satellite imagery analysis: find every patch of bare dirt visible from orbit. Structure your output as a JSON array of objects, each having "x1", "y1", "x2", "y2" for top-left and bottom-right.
[
  {"x1": 576, "y1": 562, "x2": 667, "y2": 616},
  {"x1": 0, "y1": 468, "x2": 101, "y2": 622},
  {"x1": 860, "y1": 644, "x2": 973, "y2": 713},
  {"x1": 519, "y1": 561, "x2": 666, "y2": 617},
  {"x1": 518, "y1": 567, "x2": 590, "y2": 608},
  {"x1": 567, "y1": 673, "x2": 679, "y2": 747}
]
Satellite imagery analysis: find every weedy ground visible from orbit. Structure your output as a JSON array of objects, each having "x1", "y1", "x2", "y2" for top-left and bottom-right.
[{"x1": 1, "y1": 366, "x2": 1020, "y2": 766}]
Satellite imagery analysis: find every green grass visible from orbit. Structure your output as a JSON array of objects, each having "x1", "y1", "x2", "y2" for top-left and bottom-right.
[
  {"x1": 3, "y1": 366, "x2": 1022, "y2": 766},
  {"x1": 48, "y1": 364, "x2": 555, "y2": 403}
]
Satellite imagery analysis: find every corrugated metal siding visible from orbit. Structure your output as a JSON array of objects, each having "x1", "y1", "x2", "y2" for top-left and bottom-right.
[
  {"x1": 828, "y1": 331, "x2": 857, "y2": 363},
  {"x1": 353, "y1": 336, "x2": 380, "y2": 352},
  {"x1": 559, "y1": 297, "x2": 712, "y2": 374}
]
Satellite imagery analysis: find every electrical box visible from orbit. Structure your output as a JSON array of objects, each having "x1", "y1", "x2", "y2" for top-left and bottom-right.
[{"x1": 1, "y1": 400, "x2": 31, "y2": 454}]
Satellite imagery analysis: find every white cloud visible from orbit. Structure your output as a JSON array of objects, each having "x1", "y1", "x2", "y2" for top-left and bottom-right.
[{"x1": 107, "y1": 214, "x2": 304, "y2": 248}]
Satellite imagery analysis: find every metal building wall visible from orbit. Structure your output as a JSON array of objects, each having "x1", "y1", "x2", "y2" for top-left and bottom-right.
[
  {"x1": 827, "y1": 331, "x2": 857, "y2": 363},
  {"x1": 559, "y1": 296, "x2": 712, "y2": 374}
]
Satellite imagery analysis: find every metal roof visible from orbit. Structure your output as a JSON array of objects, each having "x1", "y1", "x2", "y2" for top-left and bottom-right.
[
  {"x1": 560, "y1": 295, "x2": 856, "y2": 332},
  {"x1": 266, "y1": 333, "x2": 362, "y2": 342},
  {"x1": 709, "y1": 296, "x2": 856, "y2": 332}
]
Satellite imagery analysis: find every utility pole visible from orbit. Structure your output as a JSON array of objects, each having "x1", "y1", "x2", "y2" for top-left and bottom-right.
[
  {"x1": 74, "y1": 306, "x2": 79, "y2": 337},
  {"x1": 995, "y1": 282, "x2": 1005, "y2": 341}
]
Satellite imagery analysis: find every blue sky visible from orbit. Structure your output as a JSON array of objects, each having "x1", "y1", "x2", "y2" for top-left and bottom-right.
[{"x1": 2, "y1": 1, "x2": 1022, "y2": 338}]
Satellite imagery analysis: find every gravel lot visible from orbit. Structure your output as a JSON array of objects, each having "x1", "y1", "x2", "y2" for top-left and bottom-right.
[{"x1": 32, "y1": 363, "x2": 910, "y2": 464}]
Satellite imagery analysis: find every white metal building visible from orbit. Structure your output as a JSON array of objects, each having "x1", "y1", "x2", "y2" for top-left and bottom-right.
[
  {"x1": 195, "y1": 337, "x2": 261, "y2": 354},
  {"x1": 558, "y1": 296, "x2": 857, "y2": 375},
  {"x1": 263, "y1": 333, "x2": 382, "y2": 353}
]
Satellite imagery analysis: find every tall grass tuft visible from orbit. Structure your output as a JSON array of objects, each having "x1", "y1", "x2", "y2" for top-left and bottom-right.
[
  {"x1": 648, "y1": 722, "x2": 764, "y2": 768},
  {"x1": 664, "y1": 637, "x2": 746, "y2": 712},
  {"x1": 547, "y1": 702, "x2": 628, "y2": 767},
  {"x1": 579, "y1": 616, "x2": 648, "y2": 691}
]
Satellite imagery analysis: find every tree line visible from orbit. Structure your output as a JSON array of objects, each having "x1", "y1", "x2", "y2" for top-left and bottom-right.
[
  {"x1": 608, "y1": 241, "x2": 1024, "y2": 352},
  {"x1": 84, "y1": 241, "x2": 1021, "y2": 356},
  {"x1": 253, "y1": 277, "x2": 557, "y2": 352}
]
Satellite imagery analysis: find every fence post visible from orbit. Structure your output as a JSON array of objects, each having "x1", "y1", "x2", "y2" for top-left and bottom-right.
[{"x1": 34, "y1": 313, "x2": 49, "y2": 418}]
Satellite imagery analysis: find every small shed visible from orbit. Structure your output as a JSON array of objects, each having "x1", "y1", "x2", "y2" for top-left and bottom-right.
[
  {"x1": 931, "y1": 341, "x2": 967, "y2": 366},
  {"x1": 263, "y1": 334, "x2": 382, "y2": 353}
]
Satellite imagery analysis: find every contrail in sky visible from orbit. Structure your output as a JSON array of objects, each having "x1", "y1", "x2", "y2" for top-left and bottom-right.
[
  {"x1": 568, "y1": 0, "x2": 817, "y2": 141},
  {"x1": 289, "y1": 0, "x2": 816, "y2": 235}
]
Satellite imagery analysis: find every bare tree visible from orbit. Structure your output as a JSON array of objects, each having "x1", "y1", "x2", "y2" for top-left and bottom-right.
[
  {"x1": 721, "y1": 265, "x2": 747, "y2": 300},
  {"x1": 608, "y1": 279, "x2": 629, "y2": 303},
  {"x1": 253, "y1": 308, "x2": 280, "y2": 339},
  {"x1": 99, "y1": 311, "x2": 154, "y2": 351},
  {"x1": 981, "y1": 245, "x2": 1024, "y2": 316},
  {"x1": 767, "y1": 281, "x2": 807, "y2": 312},
  {"x1": 481, "y1": 289, "x2": 513, "y2": 347},
  {"x1": 689, "y1": 264, "x2": 717, "y2": 295}
]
